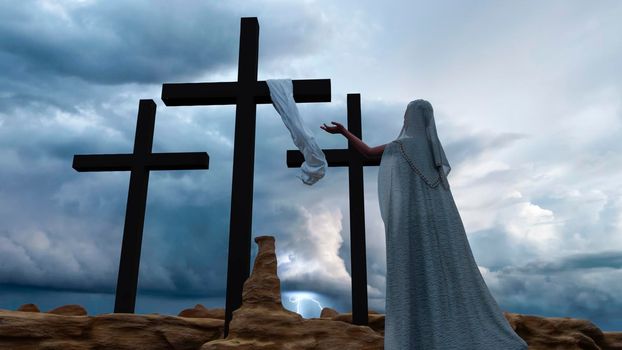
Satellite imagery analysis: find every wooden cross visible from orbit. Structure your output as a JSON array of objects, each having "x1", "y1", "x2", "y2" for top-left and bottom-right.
[
  {"x1": 72, "y1": 99, "x2": 210, "y2": 313},
  {"x1": 160, "y1": 17, "x2": 331, "y2": 337},
  {"x1": 287, "y1": 93, "x2": 381, "y2": 326}
]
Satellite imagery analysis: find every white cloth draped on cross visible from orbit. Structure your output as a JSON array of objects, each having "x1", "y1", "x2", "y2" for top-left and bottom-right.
[{"x1": 267, "y1": 79, "x2": 327, "y2": 185}]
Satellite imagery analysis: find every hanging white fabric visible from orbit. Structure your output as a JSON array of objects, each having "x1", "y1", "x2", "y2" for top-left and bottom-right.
[{"x1": 267, "y1": 79, "x2": 327, "y2": 185}]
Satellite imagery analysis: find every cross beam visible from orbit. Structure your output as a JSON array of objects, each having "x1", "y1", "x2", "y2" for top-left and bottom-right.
[
  {"x1": 73, "y1": 99, "x2": 209, "y2": 313},
  {"x1": 160, "y1": 17, "x2": 330, "y2": 337},
  {"x1": 162, "y1": 80, "x2": 329, "y2": 105},
  {"x1": 287, "y1": 94, "x2": 380, "y2": 326}
]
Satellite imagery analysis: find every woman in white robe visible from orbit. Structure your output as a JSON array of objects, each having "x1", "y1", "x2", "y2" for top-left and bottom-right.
[{"x1": 321, "y1": 99, "x2": 528, "y2": 350}]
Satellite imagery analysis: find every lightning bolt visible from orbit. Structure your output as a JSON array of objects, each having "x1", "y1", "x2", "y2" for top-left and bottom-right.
[{"x1": 288, "y1": 295, "x2": 324, "y2": 316}]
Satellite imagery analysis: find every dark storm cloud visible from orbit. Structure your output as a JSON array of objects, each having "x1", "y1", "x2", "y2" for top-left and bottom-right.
[
  {"x1": 0, "y1": 1, "x2": 333, "y2": 86},
  {"x1": 509, "y1": 250, "x2": 622, "y2": 274},
  {"x1": 0, "y1": 99, "x2": 347, "y2": 298},
  {"x1": 483, "y1": 249, "x2": 622, "y2": 331},
  {"x1": 0, "y1": 0, "x2": 338, "y2": 299},
  {"x1": 0, "y1": 1, "x2": 236, "y2": 85}
]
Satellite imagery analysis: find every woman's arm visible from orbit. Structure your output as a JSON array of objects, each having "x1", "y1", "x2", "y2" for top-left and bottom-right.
[
  {"x1": 321, "y1": 121, "x2": 387, "y2": 158},
  {"x1": 367, "y1": 144, "x2": 387, "y2": 157}
]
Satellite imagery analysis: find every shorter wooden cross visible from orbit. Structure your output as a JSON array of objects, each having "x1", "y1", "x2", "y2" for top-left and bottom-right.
[
  {"x1": 287, "y1": 93, "x2": 381, "y2": 325},
  {"x1": 73, "y1": 99, "x2": 210, "y2": 313}
]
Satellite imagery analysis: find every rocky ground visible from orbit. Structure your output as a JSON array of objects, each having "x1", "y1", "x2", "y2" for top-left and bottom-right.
[{"x1": 1, "y1": 235, "x2": 620, "y2": 349}]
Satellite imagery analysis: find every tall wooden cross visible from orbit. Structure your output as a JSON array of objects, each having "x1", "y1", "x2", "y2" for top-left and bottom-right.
[
  {"x1": 287, "y1": 93, "x2": 381, "y2": 326},
  {"x1": 160, "y1": 17, "x2": 331, "y2": 337},
  {"x1": 72, "y1": 99, "x2": 210, "y2": 313}
]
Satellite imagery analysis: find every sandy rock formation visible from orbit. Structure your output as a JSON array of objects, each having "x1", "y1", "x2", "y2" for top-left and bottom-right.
[
  {"x1": 505, "y1": 312, "x2": 622, "y2": 350},
  {"x1": 47, "y1": 304, "x2": 88, "y2": 316},
  {"x1": 179, "y1": 304, "x2": 225, "y2": 319},
  {"x1": 319, "y1": 307, "x2": 338, "y2": 318},
  {"x1": 0, "y1": 310, "x2": 223, "y2": 349},
  {"x1": 17, "y1": 303, "x2": 40, "y2": 312},
  {"x1": 200, "y1": 235, "x2": 384, "y2": 349},
  {"x1": 604, "y1": 333, "x2": 622, "y2": 350},
  {"x1": 330, "y1": 311, "x2": 386, "y2": 336}
]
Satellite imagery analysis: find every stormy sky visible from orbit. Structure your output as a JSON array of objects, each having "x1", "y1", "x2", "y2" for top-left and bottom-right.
[{"x1": 1, "y1": 0, "x2": 621, "y2": 330}]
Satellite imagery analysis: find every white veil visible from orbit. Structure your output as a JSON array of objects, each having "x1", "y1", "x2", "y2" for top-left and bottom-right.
[{"x1": 396, "y1": 99, "x2": 451, "y2": 189}]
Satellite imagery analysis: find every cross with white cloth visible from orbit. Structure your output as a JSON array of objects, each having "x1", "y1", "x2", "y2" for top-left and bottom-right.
[{"x1": 160, "y1": 17, "x2": 330, "y2": 337}]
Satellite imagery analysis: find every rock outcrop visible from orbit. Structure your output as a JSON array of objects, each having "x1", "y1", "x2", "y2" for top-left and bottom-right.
[
  {"x1": 200, "y1": 235, "x2": 384, "y2": 349},
  {"x1": 16, "y1": 303, "x2": 40, "y2": 312},
  {"x1": 506, "y1": 312, "x2": 622, "y2": 350},
  {"x1": 319, "y1": 307, "x2": 338, "y2": 318},
  {"x1": 179, "y1": 304, "x2": 225, "y2": 319},
  {"x1": 329, "y1": 311, "x2": 386, "y2": 337},
  {"x1": 0, "y1": 310, "x2": 223, "y2": 349},
  {"x1": 47, "y1": 304, "x2": 88, "y2": 316}
]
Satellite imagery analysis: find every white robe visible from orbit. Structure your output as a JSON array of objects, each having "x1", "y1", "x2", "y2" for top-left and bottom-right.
[{"x1": 378, "y1": 137, "x2": 528, "y2": 349}]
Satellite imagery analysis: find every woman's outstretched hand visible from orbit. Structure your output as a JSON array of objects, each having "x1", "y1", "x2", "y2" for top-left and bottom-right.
[{"x1": 320, "y1": 121, "x2": 345, "y2": 134}]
